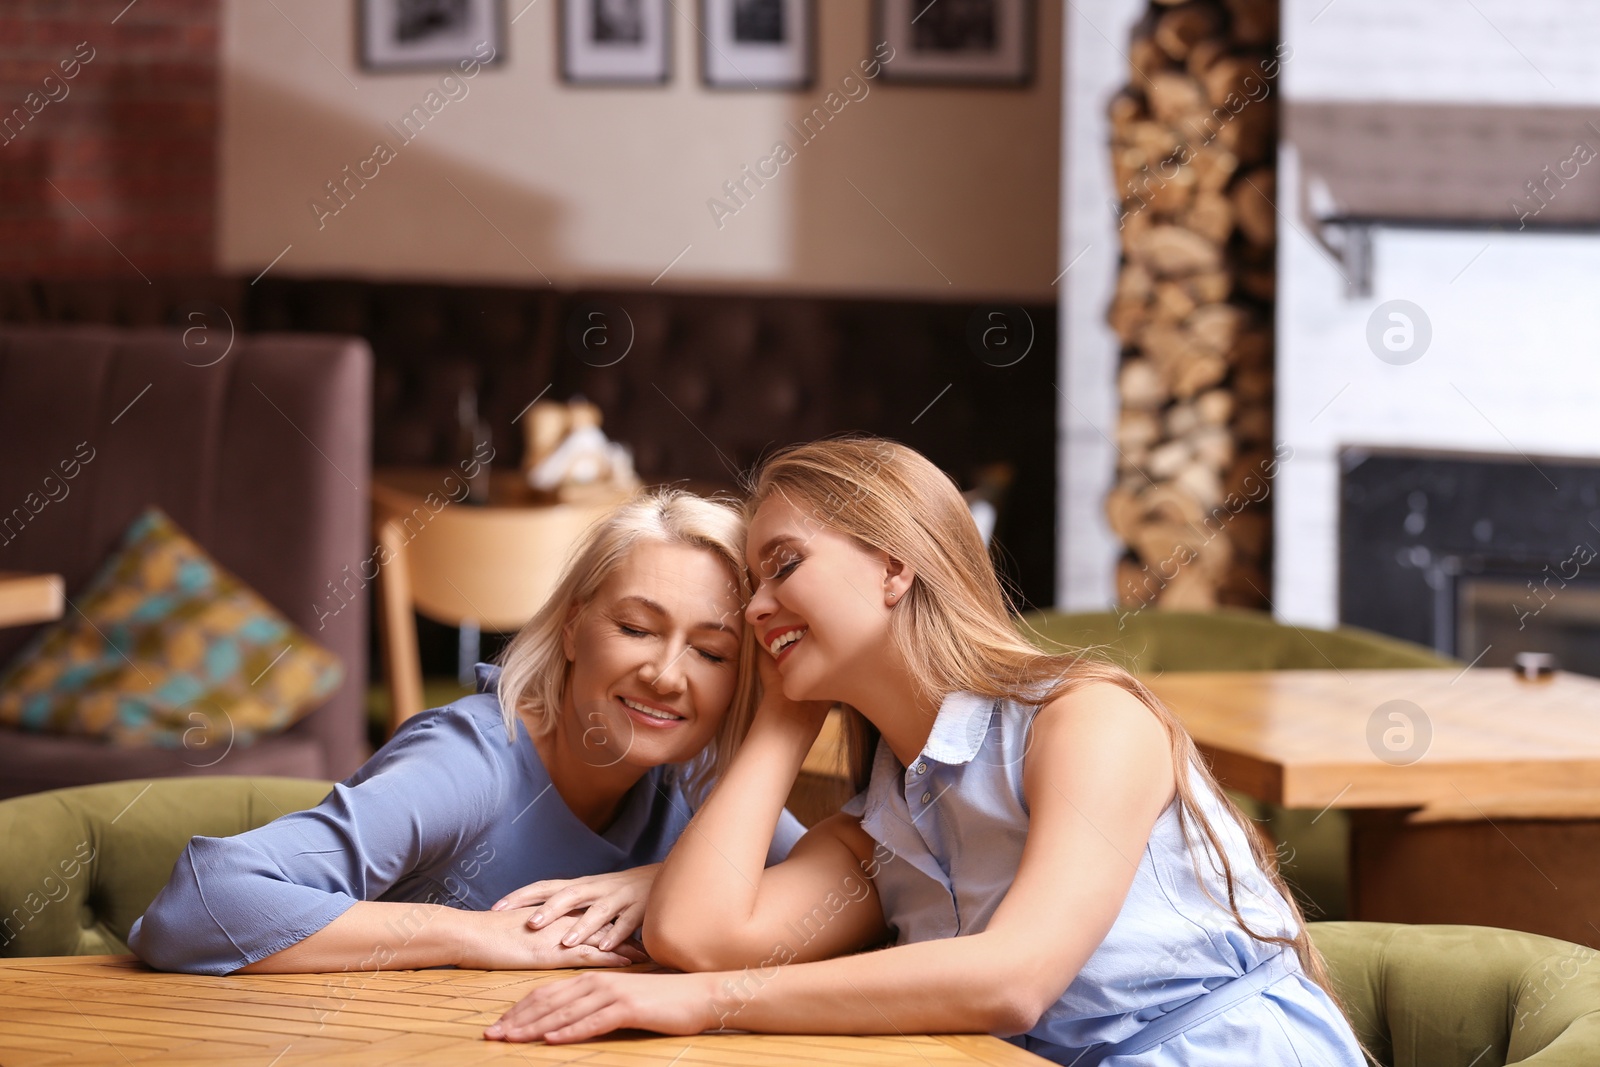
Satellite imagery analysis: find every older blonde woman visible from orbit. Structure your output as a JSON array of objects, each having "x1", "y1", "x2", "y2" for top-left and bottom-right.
[{"x1": 130, "y1": 488, "x2": 802, "y2": 976}]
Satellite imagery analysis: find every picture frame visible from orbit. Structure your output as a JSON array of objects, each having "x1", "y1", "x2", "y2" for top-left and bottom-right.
[
  {"x1": 700, "y1": 0, "x2": 815, "y2": 91},
  {"x1": 358, "y1": 0, "x2": 506, "y2": 72},
  {"x1": 874, "y1": 0, "x2": 1034, "y2": 87},
  {"x1": 560, "y1": 0, "x2": 673, "y2": 86}
]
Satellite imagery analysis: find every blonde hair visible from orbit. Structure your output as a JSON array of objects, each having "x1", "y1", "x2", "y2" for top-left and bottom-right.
[
  {"x1": 494, "y1": 487, "x2": 758, "y2": 800},
  {"x1": 746, "y1": 435, "x2": 1342, "y2": 1005}
]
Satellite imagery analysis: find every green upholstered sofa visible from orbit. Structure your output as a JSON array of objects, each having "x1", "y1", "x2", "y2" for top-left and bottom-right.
[
  {"x1": 1311, "y1": 922, "x2": 1600, "y2": 1067},
  {"x1": 0, "y1": 776, "x2": 333, "y2": 957},
  {"x1": 1015, "y1": 607, "x2": 1457, "y2": 674},
  {"x1": 1016, "y1": 608, "x2": 1458, "y2": 921},
  {"x1": 3, "y1": 778, "x2": 1597, "y2": 1064}
]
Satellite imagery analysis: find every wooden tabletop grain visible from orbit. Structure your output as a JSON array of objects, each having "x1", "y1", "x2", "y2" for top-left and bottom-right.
[
  {"x1": 1145, "y1": 669, "x2": 1600, "y2": 813},
  {"x1": 0, "y1": 955, "x2": 1048, "y2": 1066}
]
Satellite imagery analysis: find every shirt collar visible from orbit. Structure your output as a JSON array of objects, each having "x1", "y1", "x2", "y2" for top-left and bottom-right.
[
  {"x1": 474, "y1": 662, "x2": 501, "y2": 694},
  {"x1": 919, "y1": 691, "x2": 1000, "y2": 767}
]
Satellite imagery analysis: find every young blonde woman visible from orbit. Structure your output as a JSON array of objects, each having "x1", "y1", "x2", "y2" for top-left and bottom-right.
[
  {"x1": 131, "y1": 488, "x2": 804, "y2": 976},
  {"x1": 486, "y1": 438, "x2": 1365, "y2": 1066}
]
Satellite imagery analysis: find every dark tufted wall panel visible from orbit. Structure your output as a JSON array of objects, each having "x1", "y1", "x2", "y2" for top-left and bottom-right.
[{"x1": 3, "y1": 277, "x2": 1056, "y2": 609}]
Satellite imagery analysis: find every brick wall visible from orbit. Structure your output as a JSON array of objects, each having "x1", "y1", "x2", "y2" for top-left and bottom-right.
[
  {"x1": 1283, "y1": 0, "x2": 1600, "y2": 104},
  {"x1": 0, "y1": 0, "x2": 217, "y2": 278}
]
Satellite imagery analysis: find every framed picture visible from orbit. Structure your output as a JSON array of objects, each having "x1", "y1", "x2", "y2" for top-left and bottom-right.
[
  {"x1": 875, "y1": 0, "x2": 1033, "y2": 87},
  {"x1": 560, "y1": 0, "x2": 672, "y2": 85},
  {"x1": 700, "y1": 0, "x2": 814, "y2": 90},
  {"x1": 359, "y1": 0, "x2": 505, "y2": 72}
]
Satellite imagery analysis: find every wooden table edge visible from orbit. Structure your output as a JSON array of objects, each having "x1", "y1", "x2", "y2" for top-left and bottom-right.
[
  {"x1": 1150, "y1": 669, "x2": 1600, "y2": 813},
  {"x1": 0, "y1": 955, "x2": 1054, "y2": 1064},
  {"x1": 934, "y1": 1033, "x2": 1054, "y2": 1064}
]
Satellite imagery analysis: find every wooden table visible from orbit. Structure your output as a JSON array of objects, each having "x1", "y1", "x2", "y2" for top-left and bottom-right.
[
  {"x1": 0, "y1": 572, "x2": 63, "y2": 628},
  {"x1": 0, "y1": 955, "x2": 1046, "y2": 1066},
  {"x1": 1145, "y1": 669, "x2": 1600, "y2": 815},
  {"x1": 1145, "y1": 669, "x2": 1600, "y2": 946}
]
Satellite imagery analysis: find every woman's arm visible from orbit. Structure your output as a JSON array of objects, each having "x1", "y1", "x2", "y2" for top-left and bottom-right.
[
  {"x1": 236, "y1": 900, "x2": 642, "y2": 973},
  {"x1": 130, "y1": 708, "x2": 513, "y2": 975},
  {"x1": 489, "y1": 680, "x2": 1177, "y2": 1043},
  {"x1": 644, "y1": 683, "x2": 887, "y2": 972},
  {"x1": 491, "y1": 928, "x2": 1044, "y2": 1041}
]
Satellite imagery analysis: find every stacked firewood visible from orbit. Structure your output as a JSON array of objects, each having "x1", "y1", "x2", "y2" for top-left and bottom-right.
[{"x1": 1103, "y1": 0, "x2": 1281, "y2": 610}]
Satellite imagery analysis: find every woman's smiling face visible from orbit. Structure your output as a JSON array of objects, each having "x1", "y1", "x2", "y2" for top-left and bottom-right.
[
  {"x1": 744, "y1": 493, "x2": 899, "y2": 703},
  {"x1": 560, "y1": 540, "x2": 743, "y2": 770}
]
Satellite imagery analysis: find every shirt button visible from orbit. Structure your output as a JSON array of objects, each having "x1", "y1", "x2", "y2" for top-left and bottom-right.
[
  {"x1": 916, "y1": 762, "x2": 928, "y2": 774},
  {"x1": 921, "y1": 791, "x2": 932, "y2": 804}
]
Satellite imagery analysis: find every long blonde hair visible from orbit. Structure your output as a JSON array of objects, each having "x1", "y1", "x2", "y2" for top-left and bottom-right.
[
  {"x1": 746, "y1": 435, "x2": 1341, "y2": 1003},
  {"x1": 494, "y1": 487, "x2": 758, "y2": 801}
]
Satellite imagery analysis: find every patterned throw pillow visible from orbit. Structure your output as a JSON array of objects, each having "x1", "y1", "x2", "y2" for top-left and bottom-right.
[{"x1": 0, "y1": 507, "x2": 343, "y2": 748}]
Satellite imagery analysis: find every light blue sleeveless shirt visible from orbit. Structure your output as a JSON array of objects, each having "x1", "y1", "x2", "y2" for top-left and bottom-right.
[{"x1": 842, "y1": 690, "x2": 1364, "y2": 1066}]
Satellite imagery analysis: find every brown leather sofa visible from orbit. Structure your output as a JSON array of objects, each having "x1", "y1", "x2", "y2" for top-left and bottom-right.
[{"x1": 0, "y1": 324, "x2": 371, "y2": 799}]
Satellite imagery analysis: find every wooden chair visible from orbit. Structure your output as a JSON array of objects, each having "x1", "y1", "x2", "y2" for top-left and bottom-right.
[{"x1": 371, "y1": 469, "x2": 625, "y2": 735}]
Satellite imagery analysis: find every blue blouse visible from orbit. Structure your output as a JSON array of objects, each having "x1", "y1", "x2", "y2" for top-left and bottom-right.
[
  {"x1": 130, "y1": 665, "x2": 805, "y2": 975},
  {"x1": 843, "y1": 690, "x2": 1364, "y2": 1067}
]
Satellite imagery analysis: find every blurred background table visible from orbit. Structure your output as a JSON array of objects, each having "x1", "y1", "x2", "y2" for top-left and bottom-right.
[
  {"x1": 0, "y1": 955, "x2": 1048, "y2": 1066},
  {"x1": 1148, "y1": 668, "x2": 1600, "y2": 947},
  {"x1": 371, "y1": 467, "x2": 629, "y2": 734},
  {"x1": 0, "y1": 572, "x2": 63, "y2": 629},
  {"x1": 1147, "y1": 669, "x2": 1600, "y2": 812}
]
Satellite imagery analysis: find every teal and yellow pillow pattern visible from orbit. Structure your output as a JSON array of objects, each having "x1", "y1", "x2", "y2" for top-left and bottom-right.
[{"x1": 0, "y1": 507, "x2": 343, "y2": 747}]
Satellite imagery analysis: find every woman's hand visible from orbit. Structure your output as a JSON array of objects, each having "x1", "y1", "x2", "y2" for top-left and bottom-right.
[
  {"x1": 490, "y1": 865, "x2": 659, "y2": 953},
  {"x1": 484, "y1": 971, "x2": 718, "y2": 1044},
  {"x1": 754, "y1": 639, "x2": 834, "y2": 739},
  {"x1": 454, "y1": 908, "x2": 648, "y2": 970}
]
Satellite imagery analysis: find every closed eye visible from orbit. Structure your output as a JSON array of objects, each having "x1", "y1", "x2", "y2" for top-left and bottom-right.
[{"x1": 622, "y1": 622, "x2": 727, "y2": 664}]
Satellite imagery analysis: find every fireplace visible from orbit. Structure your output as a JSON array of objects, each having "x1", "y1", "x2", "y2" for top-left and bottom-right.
[
  {"x1": 1057, "y1": 1, "x2": 1600, "y2": 615},
  {"x1": 1340, "y1": 448, "x2": 1600, "y2": 677}
]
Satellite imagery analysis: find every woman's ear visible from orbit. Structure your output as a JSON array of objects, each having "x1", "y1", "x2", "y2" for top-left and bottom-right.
[
  {"x1": 560, "y1": 599, "x2": 585, "y2": 661},
  {"x1": 883, "y1": 556, "x2": 915, "y2": 606}
]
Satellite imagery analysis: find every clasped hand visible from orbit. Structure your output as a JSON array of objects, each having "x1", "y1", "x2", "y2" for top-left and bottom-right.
[
  {"x1": 457, "y1": 907, "x2": 648, "y2": 970},
  {"x1": 477, "y1": 863, "x2": 659, "y2": 964}
]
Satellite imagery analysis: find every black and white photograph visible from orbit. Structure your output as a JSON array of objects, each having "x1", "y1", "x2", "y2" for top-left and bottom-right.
[
  {"x1": 702, "y1": 0, "x2": 812, "y2": 89},
  {"x1": 875, "y1": 0, "x2": 1032, "y2": 85},
  {"x1": 734, "y1": 0, "x2": 784, "y2": 42},
  {"x1": 592, "y1": 0, "x2": 646, "y2": 42},
  {"x1": 915, "y1": 0, "x2": 997, "y2": 51},
  {"x1": 561, "y1": 0, "x2": 671, "y2": 84},
  {"x1": 358, "y1": 0, "x2": 504, "y2": 71}
]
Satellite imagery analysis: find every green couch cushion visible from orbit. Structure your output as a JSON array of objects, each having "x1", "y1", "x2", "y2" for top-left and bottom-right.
[
  {"x1": 1312, "y1": 922, "x2": 1600, "y2": 1066},
  {"x1": 0, "y1": 776, "x2": 332, "y2": 958}
]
